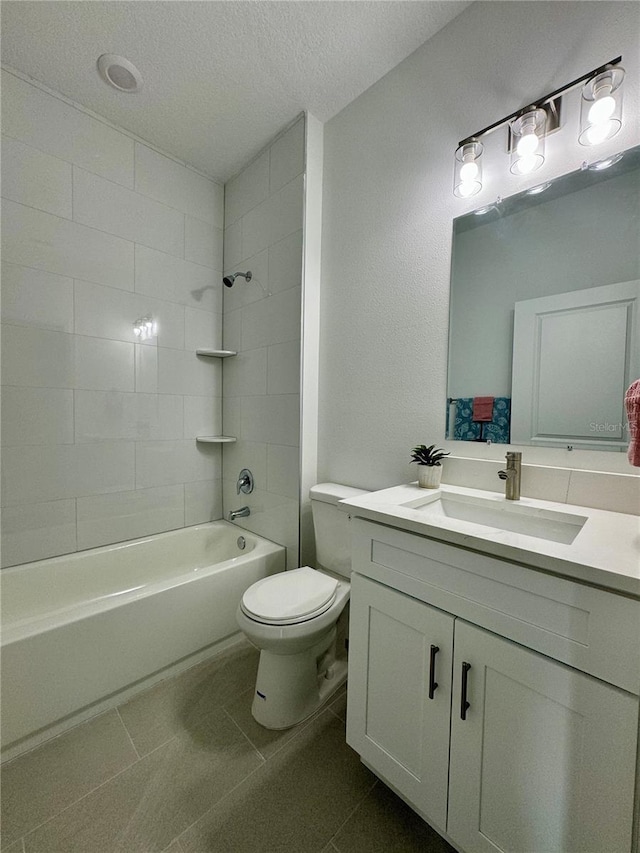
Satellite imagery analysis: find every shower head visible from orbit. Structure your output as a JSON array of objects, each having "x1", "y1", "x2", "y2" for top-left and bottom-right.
[{"x1": 223, "y1": 271, "x2": 252, "y2": 288}]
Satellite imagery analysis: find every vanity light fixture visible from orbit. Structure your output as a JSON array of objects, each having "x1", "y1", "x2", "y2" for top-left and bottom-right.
[
  {"x1": 453, "y1": 56, "x2": 623, "y2": 198},
  {"x1": 579, "y1": 67, "x2": 625, "y2": 146},
  {"x1": 453, "y1": 140, "x2": 483, "y2": 198}
]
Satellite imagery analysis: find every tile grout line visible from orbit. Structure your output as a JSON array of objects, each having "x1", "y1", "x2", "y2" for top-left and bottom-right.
[
  {"x1": 221, "y1": 706, "x2": 267, "y2": 763},
  {"x1": 176, "y1": 707, "x2": 335, "y2": 847},
  {"x1": 115, "y1": 706, "x2": 141, "y2": 761},
  {"x1": 325, "y1": 778, "x2": 379, "y2": 852},
  {"x1": 18, "y1": 724, "x2": 181, "y2": 845}
]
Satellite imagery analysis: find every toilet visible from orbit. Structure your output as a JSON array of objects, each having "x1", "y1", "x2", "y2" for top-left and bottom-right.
[{"x1": 236, "y1": 483, "x2": 368, "y2": 729}]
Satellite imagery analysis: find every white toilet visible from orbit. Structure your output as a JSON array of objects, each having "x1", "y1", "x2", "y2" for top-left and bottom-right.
[{"x1": 236, "y1": 483, "x2": 367, "y2": 729}]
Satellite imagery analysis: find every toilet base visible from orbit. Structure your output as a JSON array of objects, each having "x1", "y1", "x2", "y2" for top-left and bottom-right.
[{"x1": 251, "y1": 628, "x2": 348, "y2": 729}]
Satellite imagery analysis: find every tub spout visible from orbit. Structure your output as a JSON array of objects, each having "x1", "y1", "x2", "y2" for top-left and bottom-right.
[{"x1": 228, "y1": 506, "x2": 250, "y2": 521}]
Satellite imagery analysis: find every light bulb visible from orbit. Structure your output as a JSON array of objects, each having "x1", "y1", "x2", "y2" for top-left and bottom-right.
[
  {"x1": 459, "y1": 161, "x2": 479, "y2": 182},
  {"x1": 457, "y1": 181, "x2": 477, "y2": 198},
  {"x1": 515, "y1": 154, "x2": 538, "y2": 175},
  {"x1": 586, "y1": 121, "x2": 613, "y2": 145},
  {"x1": 588, "y1": 94, "x2": 616, "y2": 125},
  {"x1": 516, "y1": 132, "x2": 539, "y2": 157}
]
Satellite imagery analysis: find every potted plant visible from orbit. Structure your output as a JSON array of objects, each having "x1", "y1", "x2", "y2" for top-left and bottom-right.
[{"x1": 410, "y1": 444, "x2": 450, "y2": 489}]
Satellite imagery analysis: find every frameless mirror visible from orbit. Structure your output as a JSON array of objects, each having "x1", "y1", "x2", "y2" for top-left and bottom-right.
[{"x1": 447, "y1": 146, "x2": 640, "y2": 451}]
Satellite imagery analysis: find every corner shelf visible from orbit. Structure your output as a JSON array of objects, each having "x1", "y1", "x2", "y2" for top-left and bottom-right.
[
  {"x1": 196, "y1": 349, "x2": 237, "y2": 358},
  {"x1": 196, "y1": 435, "x2": 237, "y2": 444}
]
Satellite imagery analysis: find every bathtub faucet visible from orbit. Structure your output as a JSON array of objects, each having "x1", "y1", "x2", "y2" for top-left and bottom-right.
[{"x1": 229, "y1": 506, "x2": 250, "y2": 521}]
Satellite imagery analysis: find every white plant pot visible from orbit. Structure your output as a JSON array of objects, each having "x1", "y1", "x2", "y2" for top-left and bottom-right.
[{"x1": 417, "y1": 465, "x2": 442, "y2": 489}]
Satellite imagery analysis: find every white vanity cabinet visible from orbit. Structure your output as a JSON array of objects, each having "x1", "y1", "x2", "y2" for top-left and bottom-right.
[{"x1": 346, "y1": 519, "x2": 640, "y2": 853}]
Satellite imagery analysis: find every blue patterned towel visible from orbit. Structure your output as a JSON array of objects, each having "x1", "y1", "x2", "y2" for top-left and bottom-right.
[{"x1": 451, "y1": 397, "x2": 511, "y2": 444}]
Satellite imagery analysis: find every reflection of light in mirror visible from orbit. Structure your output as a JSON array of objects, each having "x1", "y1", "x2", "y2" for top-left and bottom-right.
[
  {"x1": 526, "y1": 182, "x2": 551, "y2": 195},
  {"x1": 588, "y1": 152, "x2": 624, "y2": 171},
  {"x1": 133, "y1": 316, "x2": 158, "y2": 340}
]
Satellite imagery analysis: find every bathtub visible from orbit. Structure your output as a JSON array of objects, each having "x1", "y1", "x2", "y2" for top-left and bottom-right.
[{"x1": 1, "y1": 521, "x2": 285, "y2": 758}]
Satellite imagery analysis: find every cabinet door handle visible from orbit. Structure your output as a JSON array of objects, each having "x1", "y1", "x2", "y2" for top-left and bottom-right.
[
  {"x1": 460, "y1": 661, "x2": 471, "y2": 720},
  {"x1": 428, "y1": 644, "x2": 439, "y2": 699}
]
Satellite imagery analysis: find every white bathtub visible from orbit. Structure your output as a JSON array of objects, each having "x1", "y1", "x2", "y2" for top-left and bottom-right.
[{"x1": 1, "y1": 521, "x2": 285, "y2": 757}]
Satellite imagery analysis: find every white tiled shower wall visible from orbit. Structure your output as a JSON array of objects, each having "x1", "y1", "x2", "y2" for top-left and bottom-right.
[
  {"x1": 0, "y1": 70, "x2": 225, "y2": 567},
  {"x1": 222, "y1": 117, "x2": 304, "y2": 569}
]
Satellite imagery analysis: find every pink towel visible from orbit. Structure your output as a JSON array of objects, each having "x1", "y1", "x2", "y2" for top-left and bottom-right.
[
  {"x1": 473, "y1": 396, "x2": 494, "y2": 422},
  {"x1": 625, "y1": 380, "x2": 640, "y2": 467}
]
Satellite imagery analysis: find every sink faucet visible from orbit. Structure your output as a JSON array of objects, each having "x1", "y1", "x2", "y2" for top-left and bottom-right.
[
  {"x1": 228, "y1": 506, "x2": 250, "y2": 521},
  {"x1": 498, "y1": 452, "x2": 522, "y2": 501}
]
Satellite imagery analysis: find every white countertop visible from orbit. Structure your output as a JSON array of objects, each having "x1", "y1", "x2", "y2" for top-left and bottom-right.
[{"x1": 340, "y1": 483, "x2": 640, "y2": 598}]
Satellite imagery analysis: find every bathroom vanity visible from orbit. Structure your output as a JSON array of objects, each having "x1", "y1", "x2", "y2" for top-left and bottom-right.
[{"x1": 341, "y1": 484, "x2": 640, "y2": 853}]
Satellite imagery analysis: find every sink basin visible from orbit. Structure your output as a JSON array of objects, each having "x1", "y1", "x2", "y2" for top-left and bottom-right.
[{"x1": 402, "y1": 492, "x2": 587, "y2": 544}]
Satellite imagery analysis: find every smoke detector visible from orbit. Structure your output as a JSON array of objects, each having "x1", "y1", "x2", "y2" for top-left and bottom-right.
[{"x1": 97, "y1": 54, "x2": 143, "y2": 93}]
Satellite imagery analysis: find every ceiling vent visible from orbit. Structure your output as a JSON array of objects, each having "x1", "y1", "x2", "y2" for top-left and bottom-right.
[{"x1": 97, "y1": 54, "x2": 143, "y2": 93}]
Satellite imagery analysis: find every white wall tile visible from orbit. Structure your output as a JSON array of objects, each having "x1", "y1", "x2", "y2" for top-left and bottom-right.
[
  {"x1": 183, "y1": 396, "x2": 222, "y2": 439},
  {"x1": 567, "y1": 470, "x2": 640, "y2": 515},
  {"x1": 76, "y1": 485, "x2": 185, "y2": 550},
  {"x1": 267, "y1": 340, "x2": 301, "y2": 395},
  {"x1": 2, "y1": 200, "x2": 134, "y2": 290},
  {"x1": 74, "y1": 337, "x2": 134, "y2": 392},
  {"x1": 224, "y1": 348, "x2": 267, "y2": 397},
  {"x1": 185, "y1": 479, "x2": 223, "y2": 525},
  {"x1": 268, "y1": 230, "x2": 303, "y2": 294},
  {"x1": 1, "y1": 387, "x2": 73, "y2": 446},
  {"x1": 135, "y1": 245, "x2": 222, "y2": 313},
  {"x1": 269, "y1": 119, "x2": 304, "y2": 194},
  {"x1": 224, "y1": 151, "x2": 269, "y2": 226},
  {"x1": 241, "y1": 395, "x2": 300, "y2": 446},
  {"x1": 241, "y1": 287, "x2": 301, "y2": 350},
  {"x1": 267, "y1": 444, "x2": 300, "y2": 499},
  {"x1": 241, "y1": 175, "x2": 303, "y2": 259},
  {"x1": 223, "y1": 221, "x2": 242, "y2": 271},
  {"x1": 134, "y1": 144, "x2": 223, "y2": 226},
  {"x1": 1, "y1": 325, "x2": 75, "y2": 389},
  {"x1": 75, "y1": 391, "x2": 183, "y2": 442},
  {"x1": 73, "y1": 167, "x2": 184, "y2": 257},
  {"x1": 1, "y1": 499, "x2": 77, "y2": 568},
  {"x1": 223, "y1": 309, "x2": 242, "y2": 352},
  {"x1": 153, "y1": 348, "x2": 221, "y2": 397},
  {"x1": 74, "y1": 280, "x2": 184, "y2": 350},
  {"x1": 1, "y1": 70, "x2": 134, "y2": 187},
  {"x1": 185, "y1": 217, "x2": 223, "y2": 270},
  {"x1": 222, "y1": 397, "x2": 241, "y2": 439},
  {"x1": 1, "y1": 442, "x2": 135, "y2": 505},
  {"x1": 135, "y1": 345, "x2": 158, "y2": 394},
  {"x1": 1, "y1": 263, "x2": 73, "y2": 332},
  {"x1": 135, "y1": 440, "x2": 221, "y2": 488},
  {"x1": 186, "y1": 308, "x2": 222, "y2": 351},
  {"x1": 1, "y1": 135, "x2": 72, "y2": 218}
]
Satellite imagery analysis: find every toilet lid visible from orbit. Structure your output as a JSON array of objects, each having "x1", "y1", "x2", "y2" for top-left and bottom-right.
[{"x1": 241, "y1": 567, "x2": 339, "y2": 624}]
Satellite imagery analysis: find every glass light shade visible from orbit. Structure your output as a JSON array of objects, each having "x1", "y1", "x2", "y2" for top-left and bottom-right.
[
  {"x1": 454, "y1": 140, "x2": 483, "y2": 198},
  {"x1": 510, "y1": 108, "x2": 547, "y2": 175},
  {"x1": 579, "y1": 67, "x2": 624, "y2": 146}
]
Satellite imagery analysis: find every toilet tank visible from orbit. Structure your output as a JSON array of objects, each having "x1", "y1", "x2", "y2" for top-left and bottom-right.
[{"x1": 310, "y1": 483, "x2": 369, "y2": 578}]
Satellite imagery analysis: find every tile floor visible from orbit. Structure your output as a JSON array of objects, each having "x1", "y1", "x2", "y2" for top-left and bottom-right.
[{"x1": 1, "y1": 640, "x2": 454, "y2": 853}]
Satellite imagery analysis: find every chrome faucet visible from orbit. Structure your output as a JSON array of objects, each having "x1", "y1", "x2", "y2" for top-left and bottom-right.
[
  {"x1": 236, "y1": 468, "x2": 254, "y2": 495},
  {"x1": 498, "y1": 452, "x2": 522, "y2": 501},
  {"x1": 228, "y1": 506, "x2": 250, "y2": 521}
]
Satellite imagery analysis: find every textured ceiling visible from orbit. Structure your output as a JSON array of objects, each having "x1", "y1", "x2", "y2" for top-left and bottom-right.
[{"x1": 0, "y1": 1, "x2": 470, "y2": 181}]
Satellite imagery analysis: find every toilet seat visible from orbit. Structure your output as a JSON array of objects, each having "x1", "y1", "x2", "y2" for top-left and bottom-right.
[{"x1": 241, "y1": 567, "x2": 339, "y2": 625}]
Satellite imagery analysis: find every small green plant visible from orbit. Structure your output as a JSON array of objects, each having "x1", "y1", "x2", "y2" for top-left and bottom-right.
[{"x1": 410, "y1": 444, "x2": 450, "y2": 467}]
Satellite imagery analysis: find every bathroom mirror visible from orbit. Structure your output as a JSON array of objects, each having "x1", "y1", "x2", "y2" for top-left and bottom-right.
[{"x1": 447, "y1": 145, "x2": 640, "y2": 451}]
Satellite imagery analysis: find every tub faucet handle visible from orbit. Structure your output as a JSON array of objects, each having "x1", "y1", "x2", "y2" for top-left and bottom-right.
[{"x1": 237, "y1": 468, "x2": 254, "y2": 495}]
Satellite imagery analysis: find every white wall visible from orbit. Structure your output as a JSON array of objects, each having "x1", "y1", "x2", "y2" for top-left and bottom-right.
[
  {"x1": 318, "y1": 1, "x2": 640, "y2": 491},
  {"x1": 222, "y1": 117, "x2": 304, "y2": 568},
  {"x1": 1, "y1": 69, "x2": 225, "y2": 567}
]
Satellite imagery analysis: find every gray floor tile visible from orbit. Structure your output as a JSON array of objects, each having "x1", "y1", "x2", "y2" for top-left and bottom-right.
[
  {"x1": 327, "y1": 686, "x2": 347, "y2": 722},
  {"x1": 118, "y1": 641, "x2": 259, "y2": 756},
  {"x1": 23, "y1": 708, "x2": 263, "y2": 853},
  {"x1": 2, "y1": 840, "x2": 25, "y2": 853},
  {"x1": 1, "y1": 710, "x2": 138, "y2": 847},
  {"x1": 161, "y1": 842, "x2": 183, "y2": 853},
  {"x1": 179, "y1": 710, "x2": 375, "y2": 853},
  {"x1": 224, "y1": 687, "x2": 321, "y2": 760},
  {"x1": 332, "y1": 781, "x2": 455, "y2": 853}
]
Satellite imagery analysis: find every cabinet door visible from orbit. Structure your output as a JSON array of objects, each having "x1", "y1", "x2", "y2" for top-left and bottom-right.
[
  {"x1": 346, "y1": 574, "x2": 454, "y2": 829},
  {"x1": 448, "y1": 620, "x2": 638, "y2": 853}
]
